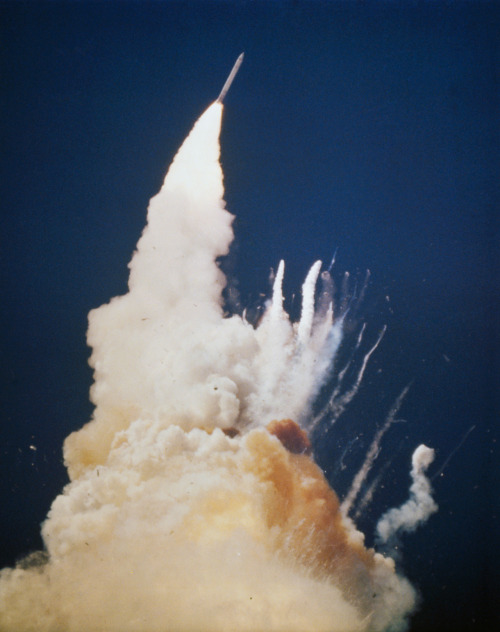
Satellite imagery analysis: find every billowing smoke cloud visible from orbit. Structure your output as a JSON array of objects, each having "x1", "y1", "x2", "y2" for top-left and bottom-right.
[{"x1": 0, "y1": 100, "x2": 434, "y2": 631}]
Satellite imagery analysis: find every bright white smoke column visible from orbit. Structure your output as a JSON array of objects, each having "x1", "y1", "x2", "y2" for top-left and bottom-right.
[{"x1": 0, "y1": 96, "x2": 435, "y2": 632}]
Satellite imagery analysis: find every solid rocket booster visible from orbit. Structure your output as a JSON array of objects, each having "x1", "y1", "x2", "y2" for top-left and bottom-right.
[{"x1": 217, "y1": 53, "x2": 244, "y2": 103}]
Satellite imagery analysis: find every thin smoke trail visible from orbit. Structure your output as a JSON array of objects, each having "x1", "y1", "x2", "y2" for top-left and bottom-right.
[
  {"x1": 431, "y1": 424, "x2": 476, "y2": 481},
  {"x1": 341, "y1": 383, "x2": 411, "y2": 517},
  {"x1": 310, "y1": 324, "x2": 386, "y2": 434}
]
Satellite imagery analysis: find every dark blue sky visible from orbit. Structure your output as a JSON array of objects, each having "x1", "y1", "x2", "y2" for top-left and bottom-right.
[{"x1": 1, "y1": 2, "x2": 498, "y2": 631}]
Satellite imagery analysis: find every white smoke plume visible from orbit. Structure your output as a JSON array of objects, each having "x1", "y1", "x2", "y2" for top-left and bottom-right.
[
  {"x1": 0, "y1": 99, "x2": 427, "y2": 631},
  {"x1": 376, "y1": 444, "x2": 438, "y2": 548}
]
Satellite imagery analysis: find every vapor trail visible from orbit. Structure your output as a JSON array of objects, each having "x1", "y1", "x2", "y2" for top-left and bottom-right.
[
  {"x1": 431, "y1": 424, "x2": 476, "y2": 481},
  {"x1": 341, "y1": 383, "x2": 410, "y2": 517},
  {"x1": 311, "y1": 324, "x2": 386, "y2": 434}
]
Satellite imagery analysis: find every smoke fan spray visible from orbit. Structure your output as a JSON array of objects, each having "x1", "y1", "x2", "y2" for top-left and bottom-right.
[{"x1": 0, "y1": 95, "x2": 434, "y2": 631}]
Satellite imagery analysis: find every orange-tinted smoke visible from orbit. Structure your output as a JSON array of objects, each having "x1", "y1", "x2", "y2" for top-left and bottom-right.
[{"x1": 246, "y1": 421, "x2": 379, "y2": 614}]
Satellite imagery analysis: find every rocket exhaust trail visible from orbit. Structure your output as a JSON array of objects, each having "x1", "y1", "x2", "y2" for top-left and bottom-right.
[{"x1": 217, "y1": 53, "x2": 244, "y2": 103}]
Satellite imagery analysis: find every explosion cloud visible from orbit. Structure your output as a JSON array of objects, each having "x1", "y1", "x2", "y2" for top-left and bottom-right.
[{"x1": 0, "y1": 94, "x2": 435, "y2": 631}]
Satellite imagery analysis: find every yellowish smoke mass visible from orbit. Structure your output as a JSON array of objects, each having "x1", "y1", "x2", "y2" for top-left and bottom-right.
[
  {"x1": 0, "y1": 102, "x2": 419, "y2": 631},
  {"x1": 1, "y1": 422, "x2": 414, "y2": 632}
]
